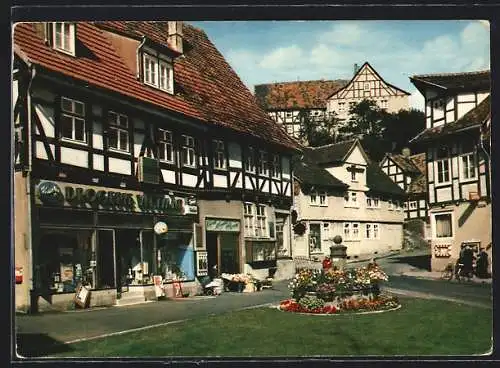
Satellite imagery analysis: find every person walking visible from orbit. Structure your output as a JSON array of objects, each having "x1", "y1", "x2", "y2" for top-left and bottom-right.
[
  {"x1": 476, "y1": 248, "x2": 489, "y2": 279},
  {"x1": 462, "y1": 245, "x2": 475, "y2": 279}
]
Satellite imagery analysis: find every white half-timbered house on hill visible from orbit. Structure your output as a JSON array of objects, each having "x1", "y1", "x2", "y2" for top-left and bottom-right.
[
  {"x1": 254, "y1": 79, "x2": 348, "y2": 143},
  {"x1": 409, "y1": 70, "x2": 491, "y2": 273},
  {"x1": 13, "y1": 21, "x2": 300, "y2": 312},
  {"x1": 326, "y1": 62, "x2": 410, "y2": 124},
  {"x1": 292, "y1": 140, "x2": 405, "y2": 260}
]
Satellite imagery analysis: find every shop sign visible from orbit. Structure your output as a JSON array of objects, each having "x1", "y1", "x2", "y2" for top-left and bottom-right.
[
  {"x1": 154, "y1": 221, "x2": 169, "y2": 235},
  {"x1": 205, "y1": 218, "x2": 240, "y2": 232},
  {"x1": 434, "y1": 244, "x2": 451, "y2": 258},
  {"x1": 196, "y1": 251, "x2": 208, "y2": 276},
  {"x1": 35, "y1": 180, "x2": 194, "y2": 215}
]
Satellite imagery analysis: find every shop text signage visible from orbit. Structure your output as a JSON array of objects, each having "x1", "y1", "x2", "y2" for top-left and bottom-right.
[
  {"x1": 434, "y1": 244, "x2": 451, "y2": 258},
  {"x1": 205, "y1": 218, "x2": 241, "y2": 232},
  {"x1": 36, "y1": 180, "x2": 196, "y2": 215}
]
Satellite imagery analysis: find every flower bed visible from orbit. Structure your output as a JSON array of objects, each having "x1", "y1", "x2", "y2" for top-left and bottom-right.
[{"x1": 282, "y1": 263, "x2": 400, "y2": 314}]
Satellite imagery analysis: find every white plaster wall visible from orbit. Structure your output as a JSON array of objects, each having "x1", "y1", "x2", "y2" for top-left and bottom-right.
[
  {"x1": 182, "y1": 173, "x2": 197, "y2": 187},
  {"x1": 61, "y1": 146, "x2": 88, "y2": 168},
  {"x1": 161, "y1": 169, "x2": 176, "y2": 184},
  {"x1": 35, "y1": 104, "x2": 55, "y2": 137},
  {"x1": 93, "y1": 154, "x2": 104, "y2": 171},
  {"x1": 108, "y1": 157, "x2": 131, "y2": 174}
]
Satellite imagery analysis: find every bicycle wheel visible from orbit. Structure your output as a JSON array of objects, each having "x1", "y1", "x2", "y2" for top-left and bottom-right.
[{"x1": 441, "y1": 269, "x2": 453, "y2": 281}]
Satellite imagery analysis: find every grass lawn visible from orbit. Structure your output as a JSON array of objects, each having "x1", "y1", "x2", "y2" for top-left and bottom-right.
[{"x1": 52, "y1": 297, "x2": 492, "y2": 357}]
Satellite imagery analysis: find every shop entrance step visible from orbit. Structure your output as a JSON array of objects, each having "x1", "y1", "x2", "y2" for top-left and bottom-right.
[{"x1": 115, "y1": 294, "x2": 152, "y2": 307}]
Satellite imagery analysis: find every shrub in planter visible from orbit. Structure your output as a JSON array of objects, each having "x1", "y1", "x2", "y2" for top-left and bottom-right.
[{"x1": 298, "y1": 295, "x2": 325, "y2": 311}]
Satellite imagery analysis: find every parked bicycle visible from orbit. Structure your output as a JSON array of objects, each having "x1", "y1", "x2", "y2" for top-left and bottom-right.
[{"x1": 440, "y1": 262, "x2": 474, "y2": 282}]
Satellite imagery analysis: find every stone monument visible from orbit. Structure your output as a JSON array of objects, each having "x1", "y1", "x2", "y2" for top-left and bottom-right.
[{"x1": 330, "y1": 235, "x2": 347, "y2": 270}]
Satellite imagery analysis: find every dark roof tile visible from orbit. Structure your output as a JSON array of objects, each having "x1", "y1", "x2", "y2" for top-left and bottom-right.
[
  {"x1": 367, "y1": 162, "x2": 406, "y2": 197},
  {"x1": 411, "y1": 70, "x2": 490, "y2": 91},
  {"x1": 303, "y1": 140, "x2": 357, "y2": 165}
]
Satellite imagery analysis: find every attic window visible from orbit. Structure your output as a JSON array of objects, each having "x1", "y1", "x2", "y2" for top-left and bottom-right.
[
  {"x1": 142, "y1": 52, "x2": 174, "y2": 94},
  {"x1": 52, "y1": 22, "x2": 76, "y2": 56}
]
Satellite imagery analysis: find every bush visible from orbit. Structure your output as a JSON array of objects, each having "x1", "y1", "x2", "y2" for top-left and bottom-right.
[{"x1": 298, "y1": 295, "x2": 325, "y2": 311}]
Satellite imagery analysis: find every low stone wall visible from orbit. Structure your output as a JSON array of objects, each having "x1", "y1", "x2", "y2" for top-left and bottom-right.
[{"x1": 36, "y1": 288, "x2": 117, "y2": 312}]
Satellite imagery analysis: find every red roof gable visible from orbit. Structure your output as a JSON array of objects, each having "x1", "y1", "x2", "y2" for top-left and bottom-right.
[{"x1": 13, "y1": 22, "x2": 300, "y2": 151}]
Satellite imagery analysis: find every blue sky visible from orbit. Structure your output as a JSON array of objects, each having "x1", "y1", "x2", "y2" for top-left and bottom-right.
[{"x1": 192, "y1": 20, "x2": 490, "y2": 111}]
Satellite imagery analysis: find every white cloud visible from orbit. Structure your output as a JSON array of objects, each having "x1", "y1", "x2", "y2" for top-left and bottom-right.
[
  {"x1": 226, "y1": 20, "x2": 490, "y2": 96},
  {"x1": 318, "y1": 22, "x2": 365, "y2": 45},
  {"x1": 259, "y1": 45, "x2": 304, "y2": 70}
]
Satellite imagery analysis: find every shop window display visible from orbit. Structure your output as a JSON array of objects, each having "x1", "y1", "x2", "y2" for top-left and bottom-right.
[{"x1": 37, "y1": 229, "x2": 99, "y2": 293}]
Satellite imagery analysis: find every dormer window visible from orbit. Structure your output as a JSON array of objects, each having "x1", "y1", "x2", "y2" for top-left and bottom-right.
[
  {"x1": 142, "y1": 52, "x2": 174, "y2": 94},
  {"x1": 52, "y1": 22, "x2": 76, "y2": 55}
]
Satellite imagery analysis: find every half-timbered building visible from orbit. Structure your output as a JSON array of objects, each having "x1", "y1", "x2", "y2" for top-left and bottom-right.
[
  {"x1": 326, "y1": 62, "x2": 410, "y2": 125},
  {"x1": 292, "y1": 140, "x2": 405, "y2": 260},
  {"x1": 254, "y1": 79, "x2": 348, "y2": 143},
  {"x1": 409, "y1": 70, "x2": 491, "y2": 273},
  {"x1": 380, "y1": 150, "x2": 428, "y2": 218},
  {"x1": 13, "y1": 21, "x2": 300, "y2": 312}
]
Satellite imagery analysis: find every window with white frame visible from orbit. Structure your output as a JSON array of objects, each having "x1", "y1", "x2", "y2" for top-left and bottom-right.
[
  {"x1": 270, "y1": 154, "x2": 281, "y2": 178},
  {"x1": 343, "y1": 222, "x2": 360, "y2": 240},
  {"x1": 108, "y1": 111, "x2": 129, "y2": 152},
  {"x1": 243, "y1": 203, "x2": 254, "y2": 237},
  {"x1": 388, "y1": 200, "x2": 394, "y2": 210},
  {"x1": 365, "y1": 223, "x2": 379, "y2": 239},
  {"x1": 143, "y1": 53, "x2": 174, "y2": 94},
  {"x1": 309, "y1": 224, "x2": 321, "y2": 253},
  {"x1": 244, "y1": 203, "x2": 268, "y2": 238},
  {"x1": 366, "y1": 196, "x2": 372, "y2": 208},
  {"x1": 310, "y1": 191, "x2": 327, "y2": 206},
  {"x1": 158, "y1": 129, "x2": 174, "y2": 163},
  {"x1": 364, "y1": 83, "x2": 370, "y2": 91},
  {"x1": 344, "y1": 191, "x2": 358, "y2": 207},
  {"x1": 259, "y1": 151, "x2": 269, "y2": 176},
  {"x1": 460, "y1": 153, "x2": 476, "y2": 180},
  {"x1": 181, "y1": 135, "x2": 196, "y2": 167},
  {"x1": 409, "y1": 201, "x2": 417, "y2": 210},
  {"x1": 380, "y1": 99, "x2": 388, "y2": 109},
  {"x1": 213, "y1": 140, "x2": 226, "y2": 169},
  {"x1": 338, "y1": 102, "x2": 346, "y2": 112},
  {"x1": 245, "y1": 147, "x2": 256, "y2": 173},
  {"x1": 434, "y1": 213, "x2": 453, "y2": 238},
  {"x1": 323, "y1": 223, "x2": 330, "y2": 239},
  {"x1": 403, "y1": 202, "x2": 408, "y2": 210},
  {"x1": 255, "y1": 205, "x2": 267, "y2": 237},
  {"x1": 52, "y1": 22, "x2": 76, "y2": 55},
  {"x1": 373, "y1": 197, "x2": 379, "y2": 208},
  {"x1": 60, "y1": 97, "x2": 86, "y2": 143},
  {"x1": 436, "y1": 146, "x2": 450, "y2": 184}
]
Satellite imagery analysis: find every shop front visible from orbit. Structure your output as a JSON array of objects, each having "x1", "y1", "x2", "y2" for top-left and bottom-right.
[
  {"x1": 30, "y1": 180, "x2": 198, "y2": 312},
  {"x1": 204, "y1": 218, "x2": 241, "y2": 276}
]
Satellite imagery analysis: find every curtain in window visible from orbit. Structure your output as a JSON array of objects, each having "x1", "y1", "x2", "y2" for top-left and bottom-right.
[{"x1": 436, "y1": 214, "x2": 452, "y2": 237}]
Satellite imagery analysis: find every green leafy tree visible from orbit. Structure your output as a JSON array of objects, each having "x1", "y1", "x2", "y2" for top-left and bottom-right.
[
  {"x1": 335, "y1": 99, "x2": 425, "y2": 161},
  {"x1": 298, "y1": 110, "x2": 342, "y2": 147}
]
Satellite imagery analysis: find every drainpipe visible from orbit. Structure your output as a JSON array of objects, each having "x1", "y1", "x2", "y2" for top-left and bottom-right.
[
  {"x1": 25, "y1": 65, "x2": 36, "y2": 311},
  {"x1": 136, "y1": 36, "x2": 147, "y2": 80}
]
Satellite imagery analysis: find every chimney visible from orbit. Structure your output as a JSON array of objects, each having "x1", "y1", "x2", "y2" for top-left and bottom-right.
[
  {"x1": 167, "y1": 21, "x2": 183, "y2": 54},
  {"x1": 353, "y1": 63, "x2": 359, "y2": 76},
  {"x1": 402, "y1": 147, "x2": 411, "y2": 157}
]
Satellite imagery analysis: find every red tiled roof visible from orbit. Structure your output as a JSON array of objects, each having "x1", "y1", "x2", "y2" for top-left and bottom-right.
[
  {"x1": 254, "y1": 79, "x2": 349, "y2": 110},
  {"x1": 14, "y1": 22, "x2": 300, "y2": 151}
]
